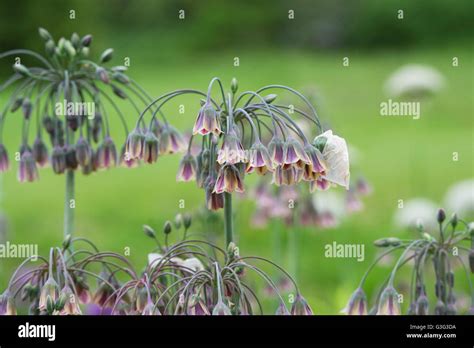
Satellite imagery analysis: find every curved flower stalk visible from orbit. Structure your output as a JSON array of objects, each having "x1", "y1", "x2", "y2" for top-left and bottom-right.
[
  {"x1": 0, "y1": 28, "x2": 162, "y2": 239},
  {"x1": 1, "y1": 213, "x2": 312, "y2": 315},
  {"x1": 346, "y1": 209, "x2": 474, "y2": 315},
  {"x1": 133, "y1": 77, "x2": 347, "y2": 247}
]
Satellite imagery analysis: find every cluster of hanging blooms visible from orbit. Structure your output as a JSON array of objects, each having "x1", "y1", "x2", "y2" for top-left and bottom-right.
[
  {"x1": 0, "y1": 28, "x2": 160, "y2": 182},
  {"x1": 130, "y1": 77, "x2": 349, "y2": 211},
  {"x1": 0, "y1": 214, "x2": 312, "y2": 315},
  {"x1": 344, "y1": 209, "x2": 474, "y2": 315}
]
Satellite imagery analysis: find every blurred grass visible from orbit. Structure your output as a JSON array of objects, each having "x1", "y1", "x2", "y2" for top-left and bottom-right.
[{"x1": 0, "y1": 39, "x2": 472, "y2": 314}]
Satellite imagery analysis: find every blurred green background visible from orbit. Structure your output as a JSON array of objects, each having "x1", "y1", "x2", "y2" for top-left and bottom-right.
[{"x1": 0, "y1": 0, "x2": 473, "y2": 314}]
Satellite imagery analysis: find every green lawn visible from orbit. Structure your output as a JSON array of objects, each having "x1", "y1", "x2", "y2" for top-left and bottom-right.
[{"x1": 0, "y1": 40, "x2": 472, "y2": 314}]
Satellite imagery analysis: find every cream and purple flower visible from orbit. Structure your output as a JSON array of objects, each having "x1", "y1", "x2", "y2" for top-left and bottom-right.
[
  {"x1": 177, "y1": 153, "x2": 197, "y2": 182},
  {"x1": 377, "y1": 286, "x2": 401, "y2": 315},
  {"x1": 193, "y1": 103, "x2": 222, "y2": 136},
  {"x1": 267, "y1": 136, "x2": 285, "y2": 167},
  {"x1": 18, "y1": 148, "x2": 39, "y2": 182},
  {"x1": 217, "y1": 129, "x2": 246, "y2": 165},
  {"x1": 246, "y1": 141, "x2": 273, "y2": 175},
  {"x1": 213, "y1": 164, "x2": 244, "y2": 194}
]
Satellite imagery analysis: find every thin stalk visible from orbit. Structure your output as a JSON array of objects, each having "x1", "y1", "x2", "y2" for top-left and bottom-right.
[
  {"x1": 224, "y1": 192, "x2": 233, "y2": 246},
  {"x1": 64, "y1": 169, "x2": 75, "y2": 239}
]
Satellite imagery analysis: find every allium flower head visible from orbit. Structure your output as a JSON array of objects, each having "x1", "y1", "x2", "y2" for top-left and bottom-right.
[
  {"x1": 176, "y1": 153, "x2": 197, "y2": 182},
  {"x1": 193, "y1": 103, "x2": 222, "y2": 136},
  {"x1": 18, "y1": 149, "x2": 39, "y2": 182},
  {"x1": 268, "y1": 136, "x2": 285, "y2": 167},
  {"x1": 0, "y1": 144, "x2": 9, "y2": 172},
  {"x1": 342, "y1": 288, "x2": 367, "y2": 315},
  {"x1": 217, "y1": 128, "x2": 245, "y2": 165},
  {"x1": 313, "y1": 130, "x2": 350, "y2": 189},
  {"x1": 246, "y1": 141, "x2": 273, "y2": 175},
  {"x1": 32, "y1": 137, "x2": 49, "y2": 167},
  {"x1": 142, "y1": 130, "x2": 159, "y2": 164},
  {"x1": 213, "y1": 164, "x2": 244, "y2": 194},
  {"x1": 376, "y1": 286, "x2": 400, "y2": 315}
]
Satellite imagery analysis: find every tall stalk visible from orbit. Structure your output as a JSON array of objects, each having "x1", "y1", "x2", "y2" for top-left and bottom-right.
[
  {"x1": 64, "y1": 169, "x2": 75, "y2": 238},
  {"x1": 224, "y1": 192, "x2": 233, "y2": 246}
]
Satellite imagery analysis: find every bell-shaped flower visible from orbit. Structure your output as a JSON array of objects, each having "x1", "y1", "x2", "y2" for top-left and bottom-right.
[
  {"x1": 213, "y1": 164, "x2": 244, "y2": 194},
  {"x1": 376, "y1": 286, "x2": 401, "y2": 315},
  {"x1": 341, "y1": 288, "x2": 368, "y2": 315},
  {"x1": 246, "y1": 141, "x2": 273, "y2": 175},
  {"x1": 32, "y1": 137, "x2": 49, "y2": 167},
  {"x1": 176, "y1": 153, "x2": 197, "y2": 181},
  {"x1": 193, "y1": 103, "x2": 222, "y2": 136},
  {"x1": 143, "y1": 131, "x2": 159, "y2": 164},
  {"x1": 205, "y1": 176, "x2": 224, "y2": 210},
  {"x1": 272, "y1": 164, "x2": 302, "y2": 186},
  {"x1": 97, "y1": 137, "x2": 117, "y2": 169},
  {"x1": 217, "y1": 129, "x2": 245, "y2": 165},
  {"x1": 159, "y1": 125, "x2": 186, "y2": 154},
  {"x1": 290, "y1": 294, "x2": 313, "y2": 315},
  {"x1": 75, "y1": 136, "x2": 92, "y2": 167},
  {"x1": 39, "y1": 277, "x2": 59, "y2": 311},
  {"x1": 60, "y1": 285, "x2": 82, "y2": 315},
  {"x1": 302, "y1": 144, "x2": 326, "y2": 181},
  {"x1": 313, "y1": 130, "x2": 350, "y2": 189},
  {"x1": 284, "y1": 137, "x2": 310, "y2": 166},
  {"x1": 212, "y1": 300, "x2": 232, "y2": 315},
  {"x1": 119, "y1": 145, "x2": 138, "y2": 168},
  {"x1": 125, "y1": 128, "x2": 145, "y2": 159},
  {"x1": 18, "y1": 148, "x2": 39, "y2": 182},
  {"x1": 268, "y1": 136, "x2": 285, "y2": 167}
]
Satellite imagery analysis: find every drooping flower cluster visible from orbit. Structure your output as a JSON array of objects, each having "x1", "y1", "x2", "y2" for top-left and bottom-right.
[
  {"x1": 133, "y1": 77, "x2": 350, "y2": 211},
  {"x1": 0, "y1": 214, "x2": 312, "y2": 316},
  {"x1": 0, "y1": 28, "x2": 161, "y2": 182},
  {"x1": 345, "y1": 209, "x2": 474, "y2": 315}
]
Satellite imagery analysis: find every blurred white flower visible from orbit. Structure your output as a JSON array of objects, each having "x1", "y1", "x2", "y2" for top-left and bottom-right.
[
  {"x1": 394, "y1": 198, "x2": 438, "y2": 231},
  {"x1": 312, "y1": 190, "x2": 346, "y2": 223},
  {"x1": 314, "y1": 130, "x2": 350, "y2": 189},
  {"x1": 148, "y1": 253, "x2": 184, "y2": 268},
  {"x1": 385, "y1": 64, "x2": 445, "y2": 99},
  {"x1": 181, "y1": 257, "x2": 205, "y2": 273},
  {"x1": 444, "y1": 179, "x2": 474, "y2": 218}
]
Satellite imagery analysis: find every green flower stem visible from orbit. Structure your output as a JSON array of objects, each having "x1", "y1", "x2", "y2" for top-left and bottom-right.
[
  {"x1": 224, "y1": 192, "x2": 233, "y2": 246},
  {"x1": 64, "y1": 169, "x2": 75, "y2": 239},
  {"x1": 288, "y1": 227, "x2": 298, "y2": 283}
]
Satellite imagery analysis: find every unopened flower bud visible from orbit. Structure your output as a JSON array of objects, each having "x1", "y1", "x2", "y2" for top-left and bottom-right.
[
  {"x1": 38, "y1": 27, "x2": 52, "y2": 41},
  {"x1": 81, "y1": 34, "x2": 93, "y2": 47},
  {"x1": 183, "y1": 213, "x2": 192, "y2": 229},
  {"x1": 415, "y1": 294, "x2": 429, "y2": 315},
  {"x1": 437, "y1": 208, "x2": 446, "y2": 224},
  {"x1": 163, "y1": 221, "x2": 172, "y2": 235},
  {"x1": 231, "y1": 78, "x2": 238, "y2": 94},
  {"x1": 143, "y1": 225, "x2": 156, "y2": 239},
  {"x1": 263, "y1": 93, "x2": 277, "y2": 104},
  {"x1": 100, "y1": 48, "x2": 114, "y2": 63}
]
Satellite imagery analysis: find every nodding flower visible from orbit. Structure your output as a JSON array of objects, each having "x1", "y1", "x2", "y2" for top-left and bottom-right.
[
  {"x1": 142, "y1": 131, "x2": 159, "y2": 164},
  {"x1": 176, "y1": 153, "x2": 197, "y2": 182},
  {"x1": 272, "y1": 164, "x2": 302, "y2": 186},
  {"x1": 290, "y1": 294, "x2": 313, "y2": 315},
  {"x1": 213, "y1": 164, "x2": 244, "y2": 194},
  {"x1": 302, "y1": 144, "x2": 326, "y2": 181},
  {"x1": 39, "y1": 277, "x2": 59, "y2": 312},
  {"x1": 159, "y1": 125, "x2": 186, "y2": 154},
  {"x1": 119, "y1": 145, "x2": 138, "y2": 168},
  {"x1": 205, "y1": 176, "x2": 224, "y2": 210},
  {"x1": 0, "y1": 291, "x2": 16, "y2": 315},
  {"x1": 51, "y1": 145, "x2": 67, "y2": 174},
  {"x1": 376, "y1": 286, "x2": 401, "y2": 315},
  {"x1": 309, "y1": 177, "x2": 331, "y2": 192},
  {"x1": 193, "y1": 103, "x2": 222, "y2": 136},
  {"x1": 18, "y1": 148, "x2": 39, "y2": 182},
  {"x1": 0, "y1": 144, "x2": 9, "y2": 172},
  {"x1": 217, "y1": 128, "x2": 246, "y2": 165},
  {"x1": 342, "y1": 288, "x2": 368, "y2": 315},
  {"x1": 246, "y1": 141, "x2": 273, "y2": 175},
  {"x1": 75, "y1": 136, "x2": 92, "y2": 167},
  {"x1": 268, "y1": 136, "x2": 285, "y2": 167},
  {"x1": 32, "y1": 137, "x2": 49, "y2": 167},
  {"x1": 60, "y1": 285, "x2": 82, "y2": 315},
  {"x1": 284, "y1": 137, "x2": 310, "y2": 167},
  {"x1": 97, "y1": 137, "x2": 117, "y2": 169},
  {"x1": 188, "y1": 296, "x2": 211, "y2": 315},
  {"x1": 125, "y1": 128, "x2": 145, "y2": 159}
]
